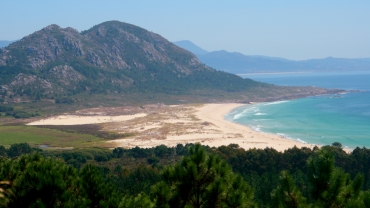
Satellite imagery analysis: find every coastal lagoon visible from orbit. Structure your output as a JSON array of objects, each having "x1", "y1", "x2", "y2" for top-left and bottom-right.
[{"x1": 226, "y1": 71, "x2": 370, "y2": 149}]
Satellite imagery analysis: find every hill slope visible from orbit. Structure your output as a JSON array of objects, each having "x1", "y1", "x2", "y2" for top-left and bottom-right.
[{"x1": 0, "y1": 21, "x2": 264, "y2": 102}]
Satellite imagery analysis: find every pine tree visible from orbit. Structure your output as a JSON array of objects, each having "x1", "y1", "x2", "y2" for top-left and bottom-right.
[
  {"x1": 7, "y1": 143, "x2": 33, "y2": 158},
  {"x1": 79, "y1": 164, "x2": 121, "y2": 207},
  {"x1": 150, "y1": 143, "x2": 255, "y2": 208},
  {"x1": 0, "y1": 153, "x2": 87, "y2": 207},
  {"x1": 119, "y1": 192, "x2": 154, "y2": 208},
  {"x1": 307, "y1": 148, "x2": 364, "y2": 207},
  {"x1": 270, "y1": 170, "x2": 307, "y2": 208}
]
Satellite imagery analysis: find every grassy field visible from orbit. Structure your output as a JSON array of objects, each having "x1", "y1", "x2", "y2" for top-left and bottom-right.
[{"x1": 0, "y1": 125, "x2": 107, "y2": 148}]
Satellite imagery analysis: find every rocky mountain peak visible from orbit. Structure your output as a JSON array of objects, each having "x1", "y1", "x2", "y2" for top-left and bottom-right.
[
  {"x1": 42, "y1": 24, "x2": 62, "y2": 31},
  {"x1": 0, "y1": 21, "x2": 259, "y2": 103}
]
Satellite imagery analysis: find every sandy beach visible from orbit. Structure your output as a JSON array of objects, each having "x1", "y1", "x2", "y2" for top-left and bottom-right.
[
  {"x1": 192, "y1": 103, "x2": 313, "y2": 151},
  {"x1": 111, "y1": 103, "x2": 314, "y2": 151},
  {"x1": 28, "y1": 103, "x2": 317, "y2": 151}
]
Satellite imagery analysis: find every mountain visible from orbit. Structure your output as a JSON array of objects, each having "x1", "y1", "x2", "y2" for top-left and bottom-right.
[
  {"x1": 0, "y1": 40, "x2": 16, "y2": 48},
  {"x1": 197, "y1": 50, "x2": 297, "y2": 74},
  {"x1": 199, "y1": 52, "x2": 370, "y2": 74},
  {"x1": 0, "y1": 21, "x2": 265, "y2": 102},
  {"x1": 174, "y1": 40, "x2": 370, "y2": 74},
  {"x1": 173, "y1": 40, "x2": 208, "y2": 56}
]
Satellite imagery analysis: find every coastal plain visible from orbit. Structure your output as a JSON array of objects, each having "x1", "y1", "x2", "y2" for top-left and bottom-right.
[{"x1": 26, "y1": 103, "x2": 314, "y2": 151}]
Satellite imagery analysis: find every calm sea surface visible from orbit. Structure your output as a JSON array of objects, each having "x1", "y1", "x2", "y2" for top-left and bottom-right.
[{"x1": 225, "y1": 71, "x2": 370, "y2": 149}]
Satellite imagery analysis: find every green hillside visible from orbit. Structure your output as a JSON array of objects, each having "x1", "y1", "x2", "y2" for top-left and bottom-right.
[{"x1": 0, "y1": 21, "x2": 266, "y2": 104}]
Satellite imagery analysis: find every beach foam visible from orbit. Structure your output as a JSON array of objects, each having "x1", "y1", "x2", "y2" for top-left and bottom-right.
[{"x1": 263, "y1": 101, "x2": 289, "y2": 106}]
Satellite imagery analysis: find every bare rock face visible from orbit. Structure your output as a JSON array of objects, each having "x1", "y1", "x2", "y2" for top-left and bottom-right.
[
  {"x1": 62, "y1": 34, "x2": 84, "y2": 56},
  {"x1": 86, "y1": 51, "x2": 103, "y2": 67},
  {"x1": 8, "y1": 73, "x2": 53, "y2": 97},
  {"x1": 0, "y1": 48, "x2": 9, "y2": 66},
  {"x1": 2, "y1": 21, "x2": 208, "y2": 74},
  {"x1": 3, "y1": 24, "x2": 86, "y2": 70},
  {"x1": 22, "y1": 27, "x2": 63, "y2": 69},
  {"x1": 1, "y1": 65, "x2": 86, "y2": 100},
  {"x1": 48, "y1": 65, "x2": 85, "y2": 86},
  {"x1": 94, "y1": 25, "x2": 107, "y2": 37},
  {"x1": 81, "y1": 21, "x2": 208, "y2": 73}
]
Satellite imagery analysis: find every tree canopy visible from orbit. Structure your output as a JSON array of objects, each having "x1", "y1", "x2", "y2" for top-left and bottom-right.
[{"x1": 0, "y1": 142, "x2": 370, "y2": 207}]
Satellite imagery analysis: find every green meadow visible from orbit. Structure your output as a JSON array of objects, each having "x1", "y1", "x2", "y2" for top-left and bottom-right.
[{"x1": 0, "y1": 125, "x2": 105, "y2": 148}]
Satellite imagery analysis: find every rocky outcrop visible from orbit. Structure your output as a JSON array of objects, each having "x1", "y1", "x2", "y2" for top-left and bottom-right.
[
  {"x1": 2, "y1": 21, "x2": 208, "y2": 74},
  {"x1": 10, "y1": 73, "x2": 53, "y2": 90},
  {"x1": 81, "y1": 21, "x2": 208, "y2": 73},
  {"x1": 1, "y1": 24, "x2": 85, "y2": 70},
  {"x1": 48, "y1": 65, "x2": 85, "y2": 86},
  {"x1": 86, "y1": 51, "x2": 103, "y2": 67},
  {"x1": 0, "y1": 48, "x2": 8, "y2": 66},
  {"x1": 62, "y1": 34, "x2": 84, "y2": 56}
]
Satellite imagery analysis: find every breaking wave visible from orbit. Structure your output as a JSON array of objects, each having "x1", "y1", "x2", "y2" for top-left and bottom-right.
[{"x1": 264, "y1": 101, "x2": 289, "y2": 106}]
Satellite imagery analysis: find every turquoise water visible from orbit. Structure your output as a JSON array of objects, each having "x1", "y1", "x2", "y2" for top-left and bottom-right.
[{"x1": 225, "y1": 71, "x2": 370, "y2": 149}]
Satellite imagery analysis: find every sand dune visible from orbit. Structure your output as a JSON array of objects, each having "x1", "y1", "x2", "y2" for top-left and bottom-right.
[
  {"x1": 27, "y1": 103, "x2": 321, "y2": 151},
  {"x1": 27, "y1": 113, "x2": 147, "y2": 125},
  {"x1": 107, "y1": 104, "x2": 314, "y2": 151}
]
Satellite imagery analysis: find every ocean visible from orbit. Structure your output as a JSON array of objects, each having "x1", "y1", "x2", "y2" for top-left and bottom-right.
[{"x1": 225, "y1": 71, "x2": 370, "y2": 149}]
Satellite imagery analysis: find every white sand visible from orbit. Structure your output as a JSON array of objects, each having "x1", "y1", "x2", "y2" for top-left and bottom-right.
[
  {"x1": 108, "y1": 104, "x2": 314, "y2": 151},
  {"x1": 27, "y1": 113, "x2": 147, "y2": 125},
  {"x1": 193, "y1": 104, "x2": 313, "y2": 151}
]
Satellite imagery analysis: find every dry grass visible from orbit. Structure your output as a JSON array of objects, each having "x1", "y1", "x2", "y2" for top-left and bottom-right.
[{"x1": 101, "y1": 104, "x2": 228, "y2": 148}]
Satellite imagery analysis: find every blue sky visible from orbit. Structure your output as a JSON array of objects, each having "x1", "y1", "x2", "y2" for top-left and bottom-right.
[{"x1": 1, "y1": 1, "x2": 369, "y2": 60}]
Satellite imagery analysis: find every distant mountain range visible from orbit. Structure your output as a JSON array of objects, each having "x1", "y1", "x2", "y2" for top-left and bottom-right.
[
  {"x1": 173, "y1": 40, "x2": 209, "y2": 56},
  {"x1": 173, "y1": 40, "x2": 370, "y2": 74}
]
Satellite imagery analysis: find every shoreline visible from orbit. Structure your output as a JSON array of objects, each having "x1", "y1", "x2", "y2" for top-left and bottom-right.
[
  {"x1": 194, "y1": 103, "x2": 315, "y2": 152},
  {"x1": 25, "y1": 102, "x2": 351, "y2": 152},
  {"x1": 217, "y1": 103, "x2": 353, "y2": 153},
  {"x1": 105, "y1": 103, "x2": 316, "y2": 152},
  {"x1": 237, "y1": 71, "x2": 312, "y2": 76}
]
